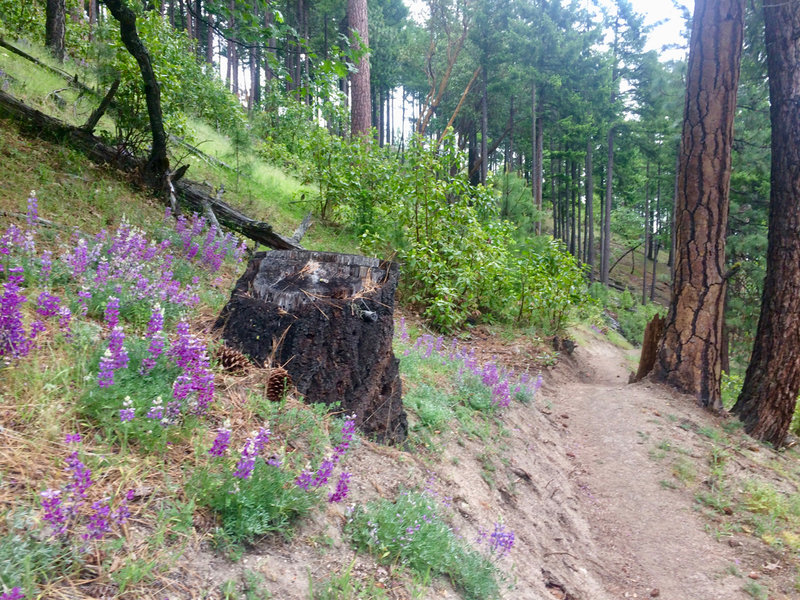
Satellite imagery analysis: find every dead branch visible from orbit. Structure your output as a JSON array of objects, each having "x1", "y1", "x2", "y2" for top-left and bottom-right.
[{"x1": 81, "y1": 79, "x2": 120, "y2": 133}]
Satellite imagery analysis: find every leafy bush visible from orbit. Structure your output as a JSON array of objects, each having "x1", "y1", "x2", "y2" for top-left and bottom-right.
[
  {"x1": 588, "y1": 283, "x2": 666, "y2": 346},
  {"x1": 346, "y1": 491, "x2": 501, "y2": 600},
  {"x1": 93, "y1": 9, "x2": 244, "y2": 147}
]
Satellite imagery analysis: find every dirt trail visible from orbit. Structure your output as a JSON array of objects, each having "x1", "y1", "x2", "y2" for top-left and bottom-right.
[{"x1": 544, "y1": 339, "x2": 749, "y2": 599}]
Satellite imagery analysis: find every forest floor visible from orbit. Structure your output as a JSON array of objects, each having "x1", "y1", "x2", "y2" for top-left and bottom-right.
[{"x1": 163, "y1": 327, "x2": 800, "y2": 600}]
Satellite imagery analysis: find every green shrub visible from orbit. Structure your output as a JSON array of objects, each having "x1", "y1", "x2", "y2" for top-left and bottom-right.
[
  {"x1": 0, "y1": 510, "x2": 80, "y2": 596},
  {"x1": 346, "y1": 491, "x2": 501, "y2": 600},
  {"x1": 192, "y1": 458, "x2": 320, "y2": 543}
]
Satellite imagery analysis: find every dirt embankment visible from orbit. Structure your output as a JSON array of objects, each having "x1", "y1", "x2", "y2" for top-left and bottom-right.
[{"x1": 179, "y1": 333, "x2": 797, "y2": 599}]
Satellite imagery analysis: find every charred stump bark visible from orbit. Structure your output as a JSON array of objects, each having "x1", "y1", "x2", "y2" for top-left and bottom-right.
[
  {"x1": 215, "y1": 251, "x2": 407, "y2": 444},
  {"x1": 631, "y1": 313, "x2": 666, "y2": 383}
]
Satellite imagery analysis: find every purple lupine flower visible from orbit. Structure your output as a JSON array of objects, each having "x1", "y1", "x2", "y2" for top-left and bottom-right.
[
  {"x1": 40, "y1": 249, "x2": 53, "y2": 282},
  {"x1": 40, "y1": 488, "x2": 67, "y2": 535},
  {"x1": 140, "y1": 304, "x2": 165, "y2": 374},
  {"x1": 146, "y1": 396, "x2": 164, "y2": 420},
  {"x1": 65, "y1": 451, "x2": 92, "y2": 499},
  {"x1": 208, "y1": 428, "x2": 231, "y2": 457},
  {"x1": 35, "y1": 291, "x2": 60, "y2": 317},
  {"x1": 267, "y1": 455, "x2": 282, "y2": 468},
  {"x1": 492, "y1": 378, "x2": 511, "y2": 408},
  {"x1": 104, "y1": 296, "x2": 120, "y2": 330},
  {"x1": 109, "y1": 326, "x2": 128, "y2": 370},
  {"x1": 112, "y1": 489, "x2": 134, "y2": 525},
  {"x1": 83, "y1": 500, "x2": 111, "y2": 541},
  {"x1": 295, "y1": 471, "x2": 313, "y2": 490},
  {"x1": 232, "y1": 428, "x2": 269, "y2": 480},
  {"x1": 488, "y1": 522, "x2": 515, "y2": 556},
  {"x1": 57, "y1": 305, "x2": 72, "y2": 338},
  {"x1": 328, "y1": 472, "x2": 351, "y2": 503},
  {"x1": 233, "y1": 442, "x2": 257, "y2": 480},
  {"x1": 312, "y1": 459, "x2": 335, "y2": 487},
  {"x1": 252, "y1": 427, "x2": 270, "y2": 455},
  {"x1": 119, "y1": 396, "x2": 135, "y2": 422},
  {"x1": 332, "y1": 415, "x2": 357, "y2": 463},
  {"x1": 26, "y1": 190, "x2": 39, "y2": 229},
  {"x1": 29, "y1": 319, "x2": 45, "y2": 341},
  {"x1": 66, "y1": 238, "x2": 90, "y2": 277},
  {"x1": 77, "y1": 289, "x2": 91, "y2": 316},
  {"x1": 65, "y1": 433, "x2": 81, "y2": 444},
  {"x1": 0, "y1": 586, "x2": 25, "y2": 600},
  {"x1": 97, "y1": 349, "x2": 115, "y2": 388},
  {"x1": 0, "y1": 267, "x2": 32, "y2": 360},
  {"x1": 168, "y1": 322, "x2": 214, "y2": 414},
  {"x1": 94, "y1": 258, "x2": 110, "y2": 288}
]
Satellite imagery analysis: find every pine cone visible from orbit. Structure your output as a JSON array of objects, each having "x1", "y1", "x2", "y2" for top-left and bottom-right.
[
  {"x1": 267, "y1": 367, "x2": 292, "y2": 402},
  {"x1": 215, "y1": 345, "x2": 251, "y2": 374}
]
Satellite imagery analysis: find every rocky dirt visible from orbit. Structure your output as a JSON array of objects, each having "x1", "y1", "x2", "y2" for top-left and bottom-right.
[{"x1": 173, "y1": 330, "x2": 800, "y2": 600}]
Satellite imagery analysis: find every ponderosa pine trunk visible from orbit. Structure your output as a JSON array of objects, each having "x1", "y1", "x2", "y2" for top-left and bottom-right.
[
  {"x1": 348, "y1": 0, "x2": 371, "y2": 138},
  {"x1": 652, "y1": 0, "x2": 744, "y2": 410},
  {"x1": 45, "y1": 0, "x2": 66, "y2": 61},
  {"x1": 103, "y1": 0, "x2": 169, "y2": 191},
  {"x1": 732, "y1": 1, "x2": 800, "y2": 447}
]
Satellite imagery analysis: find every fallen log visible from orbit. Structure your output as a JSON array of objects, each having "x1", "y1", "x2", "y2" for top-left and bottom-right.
[
  {"x1": 0, "y1": 88, "x2": 302, "y2": 250},
  {"x1": 0, "y1": 36, "x2": 98, "y2": 98}
]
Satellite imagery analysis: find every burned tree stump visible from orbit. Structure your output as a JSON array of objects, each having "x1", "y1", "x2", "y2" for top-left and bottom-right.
[
  {"x1": 214, "y1": 250, "x2": 407, "y2": 444},
  {"x1": 631, "y1": 313, "x2": 666, "y2": 383}
]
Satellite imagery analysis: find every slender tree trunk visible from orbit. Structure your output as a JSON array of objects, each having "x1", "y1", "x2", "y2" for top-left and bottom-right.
[
  {"x1": 183, "y1": 0, "x2": 193, "y2": 38},
  {"x1": 348, "y1": 0, "x2": 371, "y2": 138},
  {"x1": 535, "y1": 116, "x2": 543, "y2": 235},
  {"x1": 265, "y1": 5, "x2": 275, "y2": 82},
  {"x1": 480, "y1": 65, "x2": 488, "y2": 185},
  {"x1": 230, "y1": 0, "x2": 239, "y2": 96},
  {"x1": 379, "y1": 88, "x2": 385, "y2": 146},
  {"x1": 732, "y1": 0, "x2": 800, "y2": 447},
  {"x1": 601, "y1": 127, "x2": 614, "y2": 284},
  {"x1": 103, "y1": 0, "x2": 169, "y2": 190},
  {"x1": 586, "y1": 137, "x2": 595, "y2": 280},
  {"x1": 207, "y1": 11, "x2": 215, "y2": 65},
  {"x1": 88, "y1": 0, "x2": 98, "y2": 38},
  {"x1": 570, "y1": 159, "x2": 577, "y2": 256},
  {"x1": 650, "y1": 241, "x2": 660, "y2": 301},
  {"x1": 643, "y1": 161, "x2": 650, "y2": 305},
  {"x1": 45, "y1": 0, "x2": 67, "y2": 61},
  {"x1": 576, "y1": 160, "x2": 582, "y2": 260},
  {"x1": 550, "y1": 140, "x2": 557, "y2": 237},
  {"x1": 669, "y1": 144, "x2": 679, "y2": 271},
  {"x1": 653, "y1": 0, "x2": 744, "y2": 410}
]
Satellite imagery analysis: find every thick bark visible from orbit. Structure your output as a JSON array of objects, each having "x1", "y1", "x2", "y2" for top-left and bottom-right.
[
  {"x1": 586, "y1": 137, "x2": 595, "y2": 279},
  {"x1": 632, "y1": 314, "x2": 666, "y2": 383},
  {"x1": 732, "y1": 1, "x2": 800, "y2": 447},
  {"x1": 653, "y1": 0, "x2": 744, "y2": 410},
  {"x1": 103, "y1": 0, "x2": 170, "y2": 191},
  {"x1": 348, "y1": 0, "x2": 371, "y2": 138},
  {"x1": 45, "y1": 0, "x2": 67, "y2": 61}
]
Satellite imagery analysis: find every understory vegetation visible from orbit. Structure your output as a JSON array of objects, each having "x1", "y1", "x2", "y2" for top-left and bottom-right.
[{"x1": 0, "y1": 187, "x2": 536, "y2": 597}]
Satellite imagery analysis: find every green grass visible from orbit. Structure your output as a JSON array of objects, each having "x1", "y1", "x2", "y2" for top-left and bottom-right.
[
  {"x1": 345, "y1": 491, "x2": 501, "y2": 600},
  {"x1": 310, "y1": 559, "x2": 388, "y2": 600}
]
